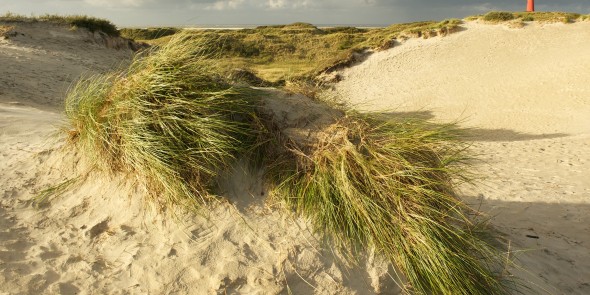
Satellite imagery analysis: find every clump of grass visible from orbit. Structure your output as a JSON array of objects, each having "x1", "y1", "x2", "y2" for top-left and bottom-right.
[
  {"x1": 0, "y1": 12, "x2": 119, "y2": 36},
  {"x1": 119, "y1": 27, "x2": 180, "y2": 41},
  {"x1": 474, "y1": 11, "x2": 583, "y2": 24},
  {"x1": 283, "y1": 77, "x2": 325, "y2": 100},
  {"x1": 136, "y1": 19, "x2": 463, "y2": 84},
  {"x1": 0, "y1": 25, "x2": 14, "y2": 37},
  {"x1": 270, "y1": 113, "x2": 511, "y2": 294},
  {"x1": 65, "y1": 33, "x2": 260, "y2": 211},
  {"x1": 514, "y1": 12, "x2": 580, "y2": 23},
  {"x1": 482, "y1": 12, "x2": 516, "y2": 22}
]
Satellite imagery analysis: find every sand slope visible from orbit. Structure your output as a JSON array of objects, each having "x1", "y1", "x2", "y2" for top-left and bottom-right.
[
  {"x1": 0, "y1": 22, "x2": 397, "y2": 294},
  {"x1": 333, "y1": 21, "x2": 590, "y2": 294},
  {"x1": 2, "y1": 20, "x2": 590, "y2": 294}
]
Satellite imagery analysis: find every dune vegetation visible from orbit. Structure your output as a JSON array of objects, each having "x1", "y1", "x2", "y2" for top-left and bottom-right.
[
  {"x1": 61, "y1": 29, "x2": 515, "y2": 294},
  {"x1": 269, "y1": 114, "x2": 512, "y2": 294},
  {"x1": 120, "y1": 19, "x2": 463, "y2": 83},
  {"x1": 472, "y1": 11, "x2": 585, "y2": 23},
  {"x1": 0, "y1": 12, "x2": 120, "y2": 36},
  {"x1": 65, "y1": 35, "x2": 261, "y2": 211}
]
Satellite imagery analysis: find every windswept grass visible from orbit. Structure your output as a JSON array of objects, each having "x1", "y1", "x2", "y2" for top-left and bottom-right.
[
  {"x1": 65, "y1": 33, "x2": 260, "y2": 211},
  {"x1": 63, "y1": 28, "x2": 513, "y2": 293},
  {"x1": 135, "y1": 20, "x2": 463, "y2": 83},
  {"x1": 482, "y1": 12, "x2": 516, "y2": 23},
  {"x1": 119, "y1": 27, "x2": 180, "y2": 41},
  {"x1": 476, "y1": 11, "x2": 582, "y2": 24},
  {"x1": 0, "y1": 25, "x2": 14, "y2": 37},
  {"x1": 0, "y1": 12, "x2": 119, "y2": 36},
  {"x1": 270, "y1": 114, "x2": 511, "y2": 294}
]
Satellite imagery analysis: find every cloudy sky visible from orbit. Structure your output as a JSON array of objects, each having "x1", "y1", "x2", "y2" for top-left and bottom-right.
[{"x1": 2, "y1": 0, "x2": 590, "y2": 27}]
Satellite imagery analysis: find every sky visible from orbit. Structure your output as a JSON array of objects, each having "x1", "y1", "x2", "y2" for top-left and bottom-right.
[{"x1": 2, "y1": 0, "x2": 590, "y2": 27}]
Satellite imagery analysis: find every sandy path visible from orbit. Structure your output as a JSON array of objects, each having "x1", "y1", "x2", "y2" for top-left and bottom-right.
[{"x1": 333, "y1": 21, "x2": 590, "y2": 294}]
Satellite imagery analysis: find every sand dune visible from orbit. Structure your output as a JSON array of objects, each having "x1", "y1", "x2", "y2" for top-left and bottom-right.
[
  {"x1": 0, "y1": 22, "x2": 398, "y2": 294},
  {"x1": 333, "y1": 21, "x2": 590, "y2": 294},
  {"x1": 1, "y1": 20, "x2": 589, "y2": 294}
]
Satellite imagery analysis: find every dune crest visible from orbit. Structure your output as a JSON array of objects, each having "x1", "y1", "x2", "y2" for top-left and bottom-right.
[
  {"x1": 333, "y1": 21, "x2": 590, "y2": 294},
  {"x1": 2, "y1": 19, "x2": 590, "y2": 294}
]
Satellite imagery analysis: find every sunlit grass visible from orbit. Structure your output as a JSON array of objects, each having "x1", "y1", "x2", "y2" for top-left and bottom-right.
[
  {"x1": 65, "y1": 33, "x2": 261, "y2": 212},
  {"x1": 269, "y1": 113, "x2": 512, "y2": 294},
  {"x1": 0, "y1": 12, "x2": 119, "y2": 36},
  {"x1": 62, "y1": 27, "x2": 514, "y2": 294},
  {"x1": 131, "y1": 20, "x2": 463, "y2": 83},
  {"x1": 476, "y1": 11, "x2": 582, "y2": 24}
]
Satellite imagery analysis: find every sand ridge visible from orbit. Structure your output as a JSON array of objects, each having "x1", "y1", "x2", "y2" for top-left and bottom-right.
[
  {"x1": 333, "y1": 21, "x2": 590, "y2": 294},
  {"x1": 0, "y1": 22, "x2": 398, "y2": 294},
  {"x1": 1, "y1": 19, "x2": 590, "y2": 294}
]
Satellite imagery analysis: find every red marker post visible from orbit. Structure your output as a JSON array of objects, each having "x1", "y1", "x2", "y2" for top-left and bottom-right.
[{"x1": 527, "y1": 0, "x2": 535, "y2": 12}]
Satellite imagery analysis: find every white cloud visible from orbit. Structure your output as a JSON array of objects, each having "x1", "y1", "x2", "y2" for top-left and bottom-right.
[
  {"x1": 83, "y1": 0, "x2": 151, "y2": 8},
  {"x1": 265, "y1": 0, "x2": 316, "y2": 10},
  {"x1": 266, "y1": 0, "x2": 285, "y2": 9},
  {"x1": 205, "y1": 0, "x2": 245, "y2": 10}
]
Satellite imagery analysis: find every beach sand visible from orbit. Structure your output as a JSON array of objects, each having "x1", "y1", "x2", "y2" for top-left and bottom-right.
[
  {"x1": 332, "y1": 21, "x2": 590, "y2": 294},
  {"x1": 1, "y1": 20, "x2": 589, "y2": 294}
]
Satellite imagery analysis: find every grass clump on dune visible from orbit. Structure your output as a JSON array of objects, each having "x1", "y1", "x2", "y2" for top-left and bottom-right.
[
  {"x1": 482, "y1": 12, "x2": 516, "y2": 22},
  {"x1": 0, "y1": 12, "x2": 120, "y2": 36},
  {"x1": 477, "y1": 11, "x2": 582, "y2": 24},
  {"x1": 135, "y1": 19, "x2": 463, "y2": 83},
  {"x1": 65, "y1": 33, "x2": 259, "y2": 211},
  {"x1": 119, "y1": 27, "x2": 180, "y2": 41},
  {"x1": 270, "y1": 114, "x2": 511, "y2": 294},
  {"x1": 63, "y1": 30, "x2": 513, "y2": 293}
]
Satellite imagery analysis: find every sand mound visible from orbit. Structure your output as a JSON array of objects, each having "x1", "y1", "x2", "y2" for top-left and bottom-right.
[
  {"x1": 0, "y1": 21, "x2": 137, "y2": 110},
  {"x1": 2, "y1": 20, "x2": 590, "y2": 294},
  {"x1": 0, "y1": 22, "x2": 399, "y2": 294},
  {"x1": 333, "y1": 21, "x2": 590, "y2": 294}
]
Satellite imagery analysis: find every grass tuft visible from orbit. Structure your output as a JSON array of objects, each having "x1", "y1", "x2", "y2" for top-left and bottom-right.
[
  {"x1": 65, "y1": 32, "x2": 260, "y2": 211},
  {"x1": 476, "y1": 11, "x2": 582, "y2": 24},
  {"x1": 0, "y1": 12, "x2": 119, "y2": 36},
  {"x1": 133, "y1": 19, "x2": 463, "y2": 83},
  {"x1": 482, "y1": 12, "x2": 516, "y2": 22},
  {"x1": 269, "y1": 113, "x2": 511, "y2": 294},
  {"x1": 119, "y1": 27, "x2": 180, "y2": 41},
  {"x1": 63, "y1": 27, "x2": 514, "y2": 293}
]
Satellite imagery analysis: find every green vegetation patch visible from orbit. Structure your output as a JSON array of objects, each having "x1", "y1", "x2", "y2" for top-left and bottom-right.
[
  {"x1": 270, "y1": 114, "x2": 512, "y2": 294},
  {"x1": 476, "y1": 11, "x2": 582, "y2": 24},
  {"x1": 136, "y1": 20, "x2": 462, "y2": 83},
  {"x1": 119, "y1": 27, "x2": 180, "y2": 41},
  {"x1": 482, "y1": 11, "x2": 516, "y2": 22},
  {"x1": 65, "y1": 33, "x2": 260, "y2": 211},
  {"x1": 61, "y1": 32, "x2": 514, "y2": 293},
  {"x1": 0, "y1": 12, "x2": 119, "y2": 36}
]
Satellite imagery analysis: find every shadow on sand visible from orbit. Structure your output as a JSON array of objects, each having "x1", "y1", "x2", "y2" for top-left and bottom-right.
[
  {"x1": 464, "y1": 196, "x2": 590, "y2": 295},
  {"x1": 375, "y1": 110, "x2": 568, "y2": 142}
]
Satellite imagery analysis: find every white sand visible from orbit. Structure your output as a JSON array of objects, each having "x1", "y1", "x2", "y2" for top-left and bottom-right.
[
  {"x1": 332, "y1": 21, "x2": 590, "y2": 294},
  {"x1": 1, "y1": 20, "x2": 589, "y2": 294}
]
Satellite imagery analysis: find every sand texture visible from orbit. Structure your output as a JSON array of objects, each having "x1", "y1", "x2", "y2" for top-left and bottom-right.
[
  {"x1": 1, "y1": 20, "x2": 589, "y2": 294},
  {"x1": 333, "y1": 21, "x2": 590, "y2": 294},
  {"x1": 0, "y1": 22, "x2": 398, "y2": 294}
]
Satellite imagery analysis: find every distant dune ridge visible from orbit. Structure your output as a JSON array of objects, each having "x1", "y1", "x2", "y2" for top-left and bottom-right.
[{"x1": 1, "y1": 16, "x2": 589, "y2": 295}]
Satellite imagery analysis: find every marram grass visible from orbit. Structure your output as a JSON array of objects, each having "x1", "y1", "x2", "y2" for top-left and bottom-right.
[
  {"x1": 63, "y1": 32, "x2": 514, "y2": 293},
  {"x1": 270, "y1": 114, "x2": 512, "y2": 294},
  {"x1": 65, "y1": 33, "x2": 260, "y2": 211}
]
